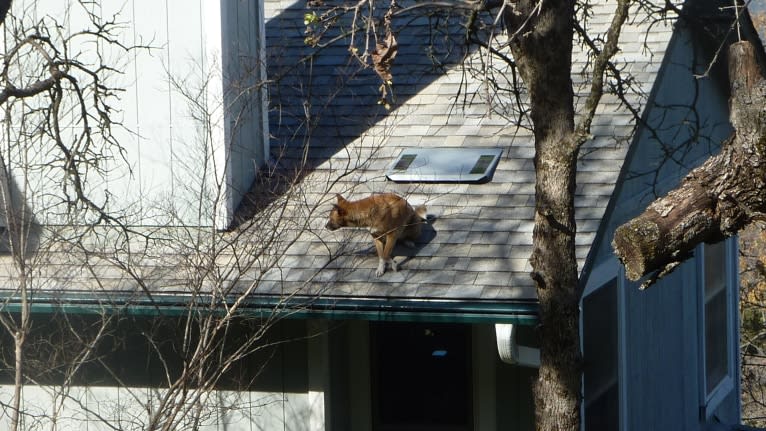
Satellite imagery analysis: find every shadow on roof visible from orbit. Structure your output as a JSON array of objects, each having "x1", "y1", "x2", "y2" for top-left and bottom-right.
[{"x1": 232, "y1": 1, "x2": 488, "y2": 226}]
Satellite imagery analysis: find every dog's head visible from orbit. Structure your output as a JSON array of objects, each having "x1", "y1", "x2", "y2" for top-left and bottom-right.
[
  {"x1": 414, "y1": 204, "x2": 427, "y2": 221},
  {"x1": 325, "y1": 194, "x2": 348, "y2": 231}
]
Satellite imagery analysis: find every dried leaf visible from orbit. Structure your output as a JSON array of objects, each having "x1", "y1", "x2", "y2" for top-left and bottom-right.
[{"x1": 371, "y1": 32, "x2": 398, "y2": 83}]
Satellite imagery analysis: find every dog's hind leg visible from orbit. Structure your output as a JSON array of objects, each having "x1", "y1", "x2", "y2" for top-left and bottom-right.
[
  {"x1": 373, "y1": 236, "x2": 389, "y2": 277},
  {"x1": 381, "y1": 231, "x2": 399, "y2": 274}
]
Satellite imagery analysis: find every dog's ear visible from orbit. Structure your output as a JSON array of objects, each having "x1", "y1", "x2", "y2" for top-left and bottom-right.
[{"x1": 335, "y1": 194, "x2": 347, "y2": 204}]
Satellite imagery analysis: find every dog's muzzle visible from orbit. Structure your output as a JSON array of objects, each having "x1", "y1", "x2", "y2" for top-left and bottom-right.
[{"x1": 325, "y1": 221, "x2": 340, "y2": 231}]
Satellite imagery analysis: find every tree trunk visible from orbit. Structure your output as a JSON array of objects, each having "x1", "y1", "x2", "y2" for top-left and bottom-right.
[
  {"x1": 613, "y1": 41, "x2": 766, "y2": 285},
  {"x1": 10, "y1": 331, "x2": 23, "y2": 431},
  {"x1": 10, "y1": 270, "x2": 28, "y2": 431},
  {"x1": 504, "y1": 1, "x2": 581, "y2": 429}
]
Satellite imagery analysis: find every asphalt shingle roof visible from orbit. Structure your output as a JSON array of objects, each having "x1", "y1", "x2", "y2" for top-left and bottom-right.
[
  {"x1": 0, "y1": 1, "x2": 676, "y2": 312},
  {"x1": 252, "y1": 0, "x2": 675, "y2": 302}
]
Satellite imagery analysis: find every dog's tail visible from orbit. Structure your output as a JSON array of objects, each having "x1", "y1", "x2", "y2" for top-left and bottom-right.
[{"x1": 414, "y1": 205, "x2": 427, "y2": 221}]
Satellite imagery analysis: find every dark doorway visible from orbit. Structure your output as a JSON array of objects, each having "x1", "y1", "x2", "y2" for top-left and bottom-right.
[{"x1": 370, "y1": 322, "x2": 473, "y2": 431}]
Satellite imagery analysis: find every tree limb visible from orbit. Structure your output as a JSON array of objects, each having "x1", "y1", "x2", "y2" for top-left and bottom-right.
[
  {"x1": 574, "y1": 0, "x2": 631, "y2": 145},
  {"x1": 613, "y1": 41, "x2": 766, "y2": 285}
]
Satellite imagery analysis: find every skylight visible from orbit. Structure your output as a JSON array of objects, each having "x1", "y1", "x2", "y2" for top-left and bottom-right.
[{"x1": 386, "y1": 147, "x2": 503, "y2": 183}]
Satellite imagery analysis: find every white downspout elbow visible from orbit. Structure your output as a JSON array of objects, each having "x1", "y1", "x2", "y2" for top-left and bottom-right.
[{"x1": 495, "y1": 323, "x2": 540, "y2": 368}]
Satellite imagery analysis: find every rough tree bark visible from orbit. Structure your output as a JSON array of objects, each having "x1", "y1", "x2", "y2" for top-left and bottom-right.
[
  {"x1": 500, "y1": 0, "x2": 631, "y2": 427},
  {"x1": 503, "y1": 2, "x2": 581, "y2": 430},
  {"x1": 614, "y1": 41, "x2": 766, "y2": 286}
]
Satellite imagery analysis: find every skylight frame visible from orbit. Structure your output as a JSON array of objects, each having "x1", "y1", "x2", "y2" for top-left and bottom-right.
[{"x1": 385, "y1": 147, "x2": 504, "y2": 184}]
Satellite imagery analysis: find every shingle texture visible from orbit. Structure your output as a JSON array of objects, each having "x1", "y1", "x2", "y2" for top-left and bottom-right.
[{"x1": 252, "y1": 0, "x2": 675, "y2": 302}]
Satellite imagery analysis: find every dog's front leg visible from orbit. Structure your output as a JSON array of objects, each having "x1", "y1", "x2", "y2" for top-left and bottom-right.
[{"x1": 376, "y1": 258, "x2": 388, "y2": 277}]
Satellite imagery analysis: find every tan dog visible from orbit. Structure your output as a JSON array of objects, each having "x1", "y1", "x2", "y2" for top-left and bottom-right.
[{"x1": 325, "y1": 193, "x2": 427, "y2": 276}]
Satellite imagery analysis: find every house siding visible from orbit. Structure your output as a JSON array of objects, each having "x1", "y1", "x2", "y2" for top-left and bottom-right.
[
  {"x1": 221, "y1": 0, "x2": 270, "y2": 223},
  {"x1": 4, "y1": 0, "x2": 264, "y2": 227},
  {"x1": 0, "y1": 386, "x2": 312, "y2": 431},
  {"x1": 581, "y1": 13, "x2": 741, "y2": 431},
  {"x1": 622, "y1": 262, "x2": 701, "y2": 431},
  {"x1": 0, "y1": 318, "x2": 311, "y2": 430}
]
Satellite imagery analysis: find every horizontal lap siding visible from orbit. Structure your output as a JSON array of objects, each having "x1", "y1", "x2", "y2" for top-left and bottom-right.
[{"x1": 0, "y1": 385, "x2": 309, "y2": 431}]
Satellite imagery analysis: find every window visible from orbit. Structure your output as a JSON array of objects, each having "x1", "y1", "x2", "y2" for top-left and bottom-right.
[
  {"x1": 704, "y1": 240, "x2": 728, "y2": 393},
  {"x1": 699, "y1": 238, "x2": 737, "y2": 415},
  {"x1": 370, "y1": 322, "x2": 472, "y2": 431},
  {"x1": 582, "y1": 278, "x2": 619, "y2": 430}
]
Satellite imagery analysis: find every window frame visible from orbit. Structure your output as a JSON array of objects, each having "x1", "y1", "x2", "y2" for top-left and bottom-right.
[
  {"x1": 696, "y1": 237, "x2": 739, "y2": 418},
  {"x1": 580, "y1": 259, "x2": 628, "y2": 431},
  {"x1": 581, "y1": 277, "x2": 621, "y2": 431}
]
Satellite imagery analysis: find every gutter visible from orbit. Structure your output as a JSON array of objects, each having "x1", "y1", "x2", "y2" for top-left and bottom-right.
[{"x1": 0, "y1": 291, "x2": 539, "y2": 325}]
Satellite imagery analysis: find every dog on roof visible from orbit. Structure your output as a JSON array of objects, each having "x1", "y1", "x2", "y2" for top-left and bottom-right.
[{"x1": 325, "y1": 193, "x2": 427, "y2": 277}]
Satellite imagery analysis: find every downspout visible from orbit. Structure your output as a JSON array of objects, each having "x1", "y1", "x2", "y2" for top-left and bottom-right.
[{"x1": 495, "y1": 323, "x2": 540, "y2": 367}]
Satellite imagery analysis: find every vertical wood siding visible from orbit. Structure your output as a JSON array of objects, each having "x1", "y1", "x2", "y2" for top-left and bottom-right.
[
  {"x1": 582, "y1": 21, "x2": 740, "y2": 431},
  {"x1": 4, "y1": 0, "x2": 265, "y2": 227}
]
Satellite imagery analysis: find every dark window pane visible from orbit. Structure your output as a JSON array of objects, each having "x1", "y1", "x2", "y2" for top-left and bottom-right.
[
  {"x1": 705, "y1": 290, "x2": 728, "y2": 393},
  {"x1": 583, "y1": 279, "x2": 618, "y2": 400},
  {"x1": 704, "y1": 240, "x2": 726, "y2": 297},
  {"x1": 585, "y1": 384, "x2": 620, "y2": 431},
  {"x1": 583, "y1": 279, "x2": 619, "y2": 429},
  {"x1": 703, "y1": 241, "x2": 729, "y2": 395}
]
